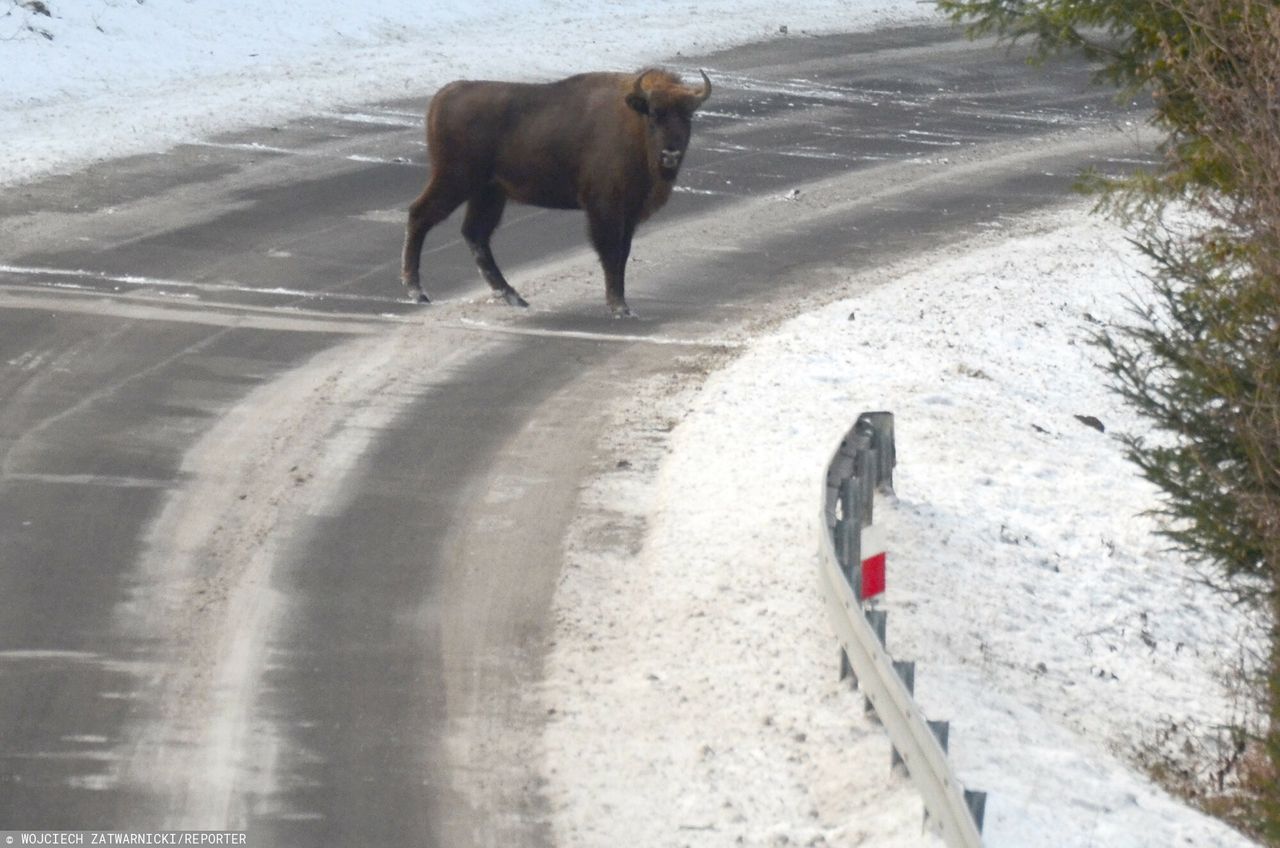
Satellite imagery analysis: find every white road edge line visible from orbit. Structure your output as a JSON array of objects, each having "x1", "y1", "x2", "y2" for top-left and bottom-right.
[
  {"x1": 188, "y1": 140, "x2": 416, "y2": 167},
  {"x1": 456, "y1": 317, "x2": 743, "y2": 348},
  {"x1": 0, "y1": 285, "x2": 411, "y2": 332},
  {"x1": 3, "y1": 472, "x2": 171, "y2": 489},
  {"x1": 0, "y1": 264, "x2": 406, "y2": 305}
]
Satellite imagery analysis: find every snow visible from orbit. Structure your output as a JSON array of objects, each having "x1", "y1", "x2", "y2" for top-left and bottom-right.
[
  {"x1": 0, "y1": 0, "x2": 929, "y2": 187},
  {"x1": 2, "y1": 1, "x2": 1262, "y2": 845},
  {"x1": 547, "y1": 207, "x2": 1263, "y2": 846}
]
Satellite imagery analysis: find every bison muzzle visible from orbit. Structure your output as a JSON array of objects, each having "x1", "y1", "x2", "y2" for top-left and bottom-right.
[{"x1": 401, "y1": 68, "x2": 711, "y2": 318}]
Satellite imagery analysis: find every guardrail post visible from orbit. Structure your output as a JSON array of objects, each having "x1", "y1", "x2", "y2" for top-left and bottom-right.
[
  {"x1": 857, "y1": 411, "x2": 896, "y2": 492},
  {"x1": 964, "y1": 790, "x2": 987, "y2": 833},
  {"x1": 928, "y1": 720, "x2": 950, "y2": 753},
  {"x1": 838, "y1": 477, "x2": 861, "y2": 593},
  {"x1": 837, "y1": 470, "x2": 863, "y2": 685},
  {"x1": 840, "y1": 648, "x2": 857, "y2": 689},
  {"x1": 865, "y1": 609, "x2": 887, "y2": 647},
  {"x1": 861, "y1": 609, "x2": 887, "y2": 715},
  {"x1": 893, "y1": 660, "x2": 915, "y2": 695},
  {"x1": 854, "y1": 449, "x2": 877, "y2": 526}
]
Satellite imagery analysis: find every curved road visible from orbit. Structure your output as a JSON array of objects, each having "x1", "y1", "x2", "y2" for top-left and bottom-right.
[{"x1": 0, "y1": 25, "x2": 1146, "y2": 846}]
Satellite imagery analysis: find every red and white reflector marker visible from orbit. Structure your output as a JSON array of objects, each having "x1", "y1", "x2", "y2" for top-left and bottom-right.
[{"x1": 860, "y1": 523, "x2": 887, "y2": 600}]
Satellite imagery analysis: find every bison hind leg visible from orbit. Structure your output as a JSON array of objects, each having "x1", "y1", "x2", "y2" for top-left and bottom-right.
[{"x1": 403, "y1": 174, "x2": 467, "y2": 303}]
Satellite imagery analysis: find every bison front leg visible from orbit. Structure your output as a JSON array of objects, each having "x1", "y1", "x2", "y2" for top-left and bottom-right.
[
  {"x1": 402, "y1": 176, "x2": 467, "y2": 303},
  {"x1": 587, "y1": 213, "x2": 637, "y2": 319}
]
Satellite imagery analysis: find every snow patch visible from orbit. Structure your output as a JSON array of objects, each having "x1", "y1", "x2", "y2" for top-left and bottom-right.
[{"x1": 545, "y1": 204, "x2": 1261, "y2": 847}]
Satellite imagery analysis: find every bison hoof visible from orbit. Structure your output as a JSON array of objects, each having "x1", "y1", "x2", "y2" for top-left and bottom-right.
[
  {"x1": 406, "y1": 288, "x2": 430, "y2": 304},
  {"x1": 500, "y1": 289, "x2": 530, "y2": 308},
  {"x1": 610, "y1": 304, "x2": 637, "y2": 320}
]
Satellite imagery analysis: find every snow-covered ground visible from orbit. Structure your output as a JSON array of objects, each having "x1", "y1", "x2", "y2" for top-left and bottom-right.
[
  {"x1": 547, "y1": 206, "x2": 1264, "y2": 846},
  {"x1": 2, "y1": 1, "x2": 1263, "y2": 845},
  {"x1": 0, "y1": 0, "x2": 928, "y2": 187}
]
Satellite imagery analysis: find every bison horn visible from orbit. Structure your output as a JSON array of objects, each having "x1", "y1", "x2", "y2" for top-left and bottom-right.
[{"x1": 692, "y1": 69, "x2": 712, "y2": 107}]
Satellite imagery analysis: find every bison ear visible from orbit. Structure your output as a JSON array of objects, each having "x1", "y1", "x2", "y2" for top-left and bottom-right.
[{"x1": 625, "y1": 93, "x2": 650, "y2": 115}]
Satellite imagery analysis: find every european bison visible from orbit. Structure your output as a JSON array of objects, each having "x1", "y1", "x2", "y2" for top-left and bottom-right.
[{"x1": 401, "y1": 68, "x2": 711, "y2": 317}]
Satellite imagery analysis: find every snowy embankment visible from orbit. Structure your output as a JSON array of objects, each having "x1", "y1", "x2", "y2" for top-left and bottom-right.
[
  {"x1": 0, "y1": 0, "x2": 929, "y2": 187},
  {"x1": 544, "y1": 204, "x2": 1262, "y2": 847}
]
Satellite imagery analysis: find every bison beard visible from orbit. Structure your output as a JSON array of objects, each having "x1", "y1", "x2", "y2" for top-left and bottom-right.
[{"x1": 401, "y1": 68, "x2": 711, "y2": 318}]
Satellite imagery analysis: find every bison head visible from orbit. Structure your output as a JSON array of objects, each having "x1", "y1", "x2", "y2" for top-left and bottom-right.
[{"x1": 626, "y1": 69, "x2": 712, "y2": 178}]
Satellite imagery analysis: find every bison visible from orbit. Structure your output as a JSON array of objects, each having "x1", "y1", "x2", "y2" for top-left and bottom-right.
[{"x1": 401, "y1": 68, "x2": 712, "y2": 317}]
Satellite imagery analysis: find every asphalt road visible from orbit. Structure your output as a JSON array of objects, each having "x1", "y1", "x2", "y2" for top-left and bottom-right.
[{"x1": 0, "y1": 24, "x2": 1148, "y2": 846}]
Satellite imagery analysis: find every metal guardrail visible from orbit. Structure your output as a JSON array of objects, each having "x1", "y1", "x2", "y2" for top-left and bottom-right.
[{"x1": 819, "y1": 412, "x2": 986, "y2": 847}]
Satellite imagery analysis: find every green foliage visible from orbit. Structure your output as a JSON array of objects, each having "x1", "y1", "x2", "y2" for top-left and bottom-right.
[
  {"x1": 938, "y1": 0, "x2": 1280, "y2": 838},
  {"x1": 1098, "y1": 223, "x2": 1278, "y2": 596},
  {"x1": 934, "y1": 0, "x2": 1182, "y2": 88},
  {"x1": 936, "y1": 0, "x2": 1259, "y2": 195}
]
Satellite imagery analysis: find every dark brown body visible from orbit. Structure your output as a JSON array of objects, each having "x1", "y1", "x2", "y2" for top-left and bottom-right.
[{"x1": 401, "y1": 69, "x2": 711, "y2": 317}]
